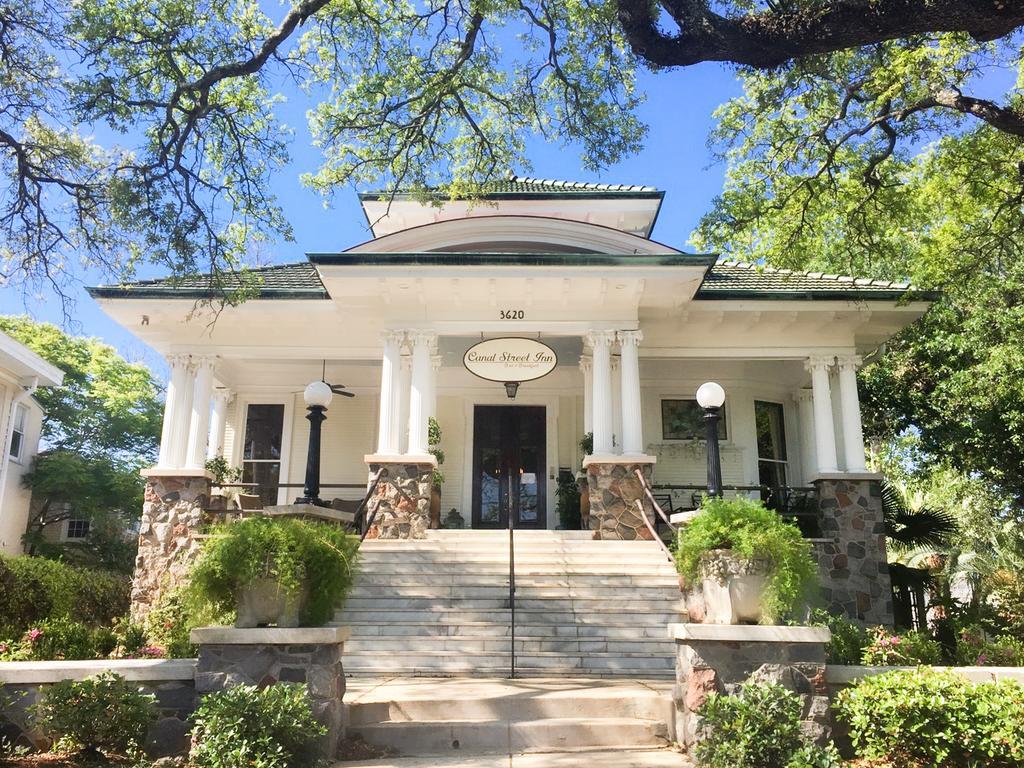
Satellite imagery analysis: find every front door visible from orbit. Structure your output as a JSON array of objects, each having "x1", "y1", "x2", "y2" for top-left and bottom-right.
[{"x1": 472, "y1": 406, "x2": 546, "y2": 529}]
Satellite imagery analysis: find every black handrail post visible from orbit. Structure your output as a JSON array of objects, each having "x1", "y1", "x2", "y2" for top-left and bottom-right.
[{"x1": 508, "y1": 470, "x2": 516, "y2": 680}]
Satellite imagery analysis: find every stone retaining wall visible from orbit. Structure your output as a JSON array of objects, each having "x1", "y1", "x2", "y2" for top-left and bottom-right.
[
  {"x1": 364, "y1": 462, "x2": 433, "y2": 539},
  {"x1": 584, "y1": 461, "x2": 656, "y2": 540},
  {"x1": 0, "y1": 659, "x2": 196, "y2": 755}
]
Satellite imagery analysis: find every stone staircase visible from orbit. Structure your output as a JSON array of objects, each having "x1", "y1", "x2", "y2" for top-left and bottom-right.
[
  {"x1": 343, "y1": 677, "x2": 678, "y2": 759},
  {"x1": 332, "y1": 529, "x2": 684, "y2": 678}
]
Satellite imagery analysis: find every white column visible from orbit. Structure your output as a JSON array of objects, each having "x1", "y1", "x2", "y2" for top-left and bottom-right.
[
  {"x1": 618, "y1": 330, "x2": 644, "y2": 456},
  {"x1": 185, "y1": 356, "x2": 216, "y2": 469},
  {"x1": 611, "y1": 355, "x2": 622, "y2": 454},
  {"x1": 428, "y1": 355, "x2": 441, "y2": 420},
  {"x1": 397, "y1": 355, "x2": 411, "y2": 454},
  {"x1": 587, "y1": 331, "x2": 615, "y2": 455},
  {"x1": 207, "y1": 389, "x2": 232, "y2": 460},
  {"x1": 158, "y1": 354, "x2": 190, "y2": 468},
  {"x1": 805, "y1": 355, "x2": 838, "y2": 474},
  {"x1": 375, "y1": 331, "x2": 404, "y2": 455},
  {"x1": 407, "y1": 330, "x2": 436, "y2": 457},
  {"x1": 580, "y1": 355, "x2": 593, "y2": 435},
  {"x1": 796, "y1": 389, "x2": 817, "y2": 484},
  {"x1": 168, "y1": 358, "x2": 195, "y2": 469},
  {"x1": 837, "y1": 354, "x2": 868, "y2": 472}
]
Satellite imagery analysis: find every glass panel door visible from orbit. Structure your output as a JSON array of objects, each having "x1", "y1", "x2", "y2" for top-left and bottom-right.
[
  {"x1": 242, "y1": 403, "x2": 285, "y2": 506},
  {"x1": 471, "y1": 406, "x2": 546, "y2": 529}
]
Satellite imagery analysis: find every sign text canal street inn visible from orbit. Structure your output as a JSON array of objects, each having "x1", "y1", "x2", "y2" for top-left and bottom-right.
[{"x1": 463, "y1": 338, "x2": 559, "y2": 383}]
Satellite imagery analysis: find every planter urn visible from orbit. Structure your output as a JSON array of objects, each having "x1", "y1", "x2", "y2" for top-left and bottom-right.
[
  {"x1": 698, "y1": 550, "x2": 770, "y2": 625},
  {"x1": 236, "y1": 578, "x2": 308, "y2": 628}
]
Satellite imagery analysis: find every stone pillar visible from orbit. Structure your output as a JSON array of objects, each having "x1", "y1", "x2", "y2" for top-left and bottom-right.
[
  {"x1": 813, "y1": 476, "x2": 893, "y2": 626},
  {"x1": 805, "y1": 356, "x2": 838, "y2": 474},
  {"x1": 836, "y1": 355, "x2": 868, "y2": 473},
  {"x1": 362, "y1": 459, "x2": 435, "y2": 539},
  {"x1": 671, "y1": 624, "x2": 832, "y2": 751},
  {"x1": 583, "y1": 459, "x2": 657, "y2": 540},
  {"x1": 376, "y1": 331, "x2": 404, "y2": 455},
  {"x1": 191, "y1": 627, "x2": 348, "y2": 759},
  {"x1": 158, "y1": 354, "x2": 191, "y2": 468},
  {"x1": 185, "y1": 356, "x2": 216, "y2": 470},
  {"x1": 587, "y1": 331, "x2": 616, "y2": 456},
  {"x1": 796, "y1": 389, "x2": 816, "y2": 485},
  {"x1": 207, "y1": 389, "x2": 232, "y2": 460},
  {"x1": 407, "y1": 330, "x2": 435, "y2": 457},
  {"x1": 131, "y1": 470, "x2": 211, "y2": 622},
  {"x1": 619, "y1": 330, "x2": 644, "y2": 456},
  {"x1": 580, "y1": 355, "x2": 593, "y2": 435}
]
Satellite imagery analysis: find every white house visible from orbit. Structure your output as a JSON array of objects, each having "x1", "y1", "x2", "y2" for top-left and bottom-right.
[
  {"x1": 0, "y1": 331, "x2": 64, "y2": 554},
  {"x1": 90, "y1": 175, "x2": 934, "y2": 625}
]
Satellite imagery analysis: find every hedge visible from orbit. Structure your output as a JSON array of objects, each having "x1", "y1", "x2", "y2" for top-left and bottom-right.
[{"x1": 0, "y1": 555, "x2": 129, "y2": 634}]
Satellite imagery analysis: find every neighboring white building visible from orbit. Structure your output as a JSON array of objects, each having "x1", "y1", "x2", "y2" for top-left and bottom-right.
[
  {"x1": 88, "y1": 176, "x2": 935, "y2": 525},
  {"x1": 0, "y1": 331, "x2": 64, "y2": 555}
]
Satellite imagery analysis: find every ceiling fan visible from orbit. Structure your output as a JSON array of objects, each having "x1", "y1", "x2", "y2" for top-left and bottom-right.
[{"x1": 294, "y1": 361, "x2": 356, "y2": 398}]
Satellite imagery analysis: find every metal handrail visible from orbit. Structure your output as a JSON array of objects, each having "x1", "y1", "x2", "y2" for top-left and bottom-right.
[
  {"x1": 635, "y1": 500, "x2": 674, "y2": 563},
  {"x1": 357, "y1": 468, "x2": 389, "y2": 542},
  {"x1": 634, "y1": 469, "x2": 678, "y2": 533}
]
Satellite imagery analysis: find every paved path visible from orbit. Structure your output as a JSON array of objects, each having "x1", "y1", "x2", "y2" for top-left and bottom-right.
[{"x1": 336, "y1": 748, "x2": 692, "y2": 766}]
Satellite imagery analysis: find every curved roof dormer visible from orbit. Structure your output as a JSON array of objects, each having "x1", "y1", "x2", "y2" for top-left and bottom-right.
[{"x1": 341, "y1": 215, "x2": 681, "y2": 256}]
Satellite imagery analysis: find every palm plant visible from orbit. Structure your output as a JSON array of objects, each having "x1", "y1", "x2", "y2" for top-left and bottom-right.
[{"x1": 882, "y1": 480, "x2": 958, "y2": 554}]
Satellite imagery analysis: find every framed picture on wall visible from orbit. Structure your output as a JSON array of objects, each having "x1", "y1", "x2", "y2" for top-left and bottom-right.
[{"x1": 661, "y1": 399, "x2": 728, "y2": 441}]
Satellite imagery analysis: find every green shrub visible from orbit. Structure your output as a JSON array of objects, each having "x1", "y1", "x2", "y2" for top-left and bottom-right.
[
  {"x1": 835, "y1": 668, "x2": 1024, "y2": 767},
  {"x1": 811, "y1": 611, "x2": 871, "y2": 665},
  {"x1": 861, "y1": 626, "x2": 943, "y2": 666},
  {"x1": 955, "y1": 625, "x2": 1024, "y2": 666},
  {"x1": 144, "y1": 588, "x2": 196, "y2": 658},
  {"x1": 0, "y1": 555, "x2": 128, "y2": 633},
  {"x1": 675, "y1": 497, "x2": 819, "y2": 622},
  {"x1": 190, "y1": 683, "x2": 326, "y2": 768},
  {"x1": 696, "y1": 683, "x2": 822, "y2": 768},
  {"x1": 556, "y1": 471, "x2": 581, "y2": 530},
  {"x1": 188, "y1": 517, "x2": 360, "y2": 626},
  {"x1": 34, "y1": 672, "x2": 157, "y2": 755}
]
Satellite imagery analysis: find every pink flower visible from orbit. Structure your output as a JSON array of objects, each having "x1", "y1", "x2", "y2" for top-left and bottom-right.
[{"x1": 27, "y1": 629, "x2": 43, "y2": 642}]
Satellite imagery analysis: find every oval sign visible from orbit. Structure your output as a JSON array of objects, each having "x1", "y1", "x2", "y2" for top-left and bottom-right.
[{"x1": 463, "y1": 338, "x2": 558, "y2": 383}]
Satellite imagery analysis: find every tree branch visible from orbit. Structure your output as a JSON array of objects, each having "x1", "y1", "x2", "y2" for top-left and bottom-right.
[{"x1": 616, "y1": 0, "x2": 1024, "y2": 69}]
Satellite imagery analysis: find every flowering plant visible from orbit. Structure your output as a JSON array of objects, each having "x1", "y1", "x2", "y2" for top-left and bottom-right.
[
  {"x1": 955, "y1": 626, "x2": 1024, "y2": 666},
  {"x1": 861, "y1": 627, "x2": 942, "y2": 666}
]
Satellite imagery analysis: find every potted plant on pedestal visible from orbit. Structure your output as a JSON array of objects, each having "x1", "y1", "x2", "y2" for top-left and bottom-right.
[
  {"x1": 428, "y1": 417, "x2": 445, "y2": 529},
  {"x1": 577, "y1": 432, "x2": 593, "y2": 529},
  {"x1": 675, "y1": 496, "x2": 818, "y2": 624},
  {"x1": 204, "y1": 456, "x2": 243, "y2": 511},
  {"x1": 187, "y1": 517, "x2": 360, "y2": 627}
]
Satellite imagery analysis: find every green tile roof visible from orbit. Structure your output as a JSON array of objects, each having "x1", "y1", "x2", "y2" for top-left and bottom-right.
[
  {"x1": 696, "y1": 260, "x2": 934, "y2": 300},
  {"x1": 359, "y1": 173, "x2": 662, "y2": 200},
  {"x1": 86, "y1": 262, "x2": 328, "y2": 300}
]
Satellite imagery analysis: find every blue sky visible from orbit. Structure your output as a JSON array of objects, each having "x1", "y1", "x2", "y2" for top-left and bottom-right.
[{"x1": 0, "y1": 61, "x2": 742, "y2": 379}]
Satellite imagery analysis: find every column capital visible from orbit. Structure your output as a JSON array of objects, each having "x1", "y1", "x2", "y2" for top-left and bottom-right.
[
  {"x1": 381, "y1": 330, "x2": 406, "y2": 347},
  {"x1": 804, "y1": 354, "x2": 836, "y2": 373},
  {"x1": 191, "y1": 354, "x2": 218, "y2": 372},
  {"x1": 211, "y1": 388, "x2": 233, "y2": 404},
  {"x1": 407, "y1": 329, "x2": 437, "y2": 348},
  {"x1": 579, "y1": 355, "x2": 592, "y2": 373},
  {"x1": 167, "y1": 353, "x2": 192, "y2": 370},
  {"x1": 431, "y1": 354, "x2": 442, "y2": 371},
  {"x1": 794, "y1": 388, "x2": 814, "y2": 404},
  {"x1": 586, "y1": 330, "x2": 617, "y2": 349},
  {"x1": 617, "y1": 329, "x2": 643, "y2": 347},
  {"x1": 836, "y1": 353, "x2": 863, "y2": 371}
]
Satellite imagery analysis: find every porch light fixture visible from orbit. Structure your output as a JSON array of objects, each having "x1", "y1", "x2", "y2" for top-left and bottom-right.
[
  {"x1": 696, "y1": 382, "x2": 726, "y2": 498},
  {"x1": 504, "y1": 381, "x2": 519, "y2": 399},
  {"x1": 295, "y1": 380, "x2": 333, "y2": 506}
]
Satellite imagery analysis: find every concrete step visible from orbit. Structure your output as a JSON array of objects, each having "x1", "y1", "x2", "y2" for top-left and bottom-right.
[
  {"x1": 343, "y1": 623, "x2": 674, "y2": 640},
  {"x1": 353, "y1": 574, "x2": 681, "y2": 588},
  {"x1": 343, "y1": 653, "x2": 675, "y2": 672},
  {"x1": 348, "y1": 585, "x2": 681, "y2": 600},
  {"x1": 336, "y1": 610, "x2": 681, "y2": 625},
  {"x1": 350, "y1": 717, "x2": 669, "y2": 755},
  {"x1": 344, "y1": 637, "x2": 676, "y2": 654},
  {"x1": 342, "y1": 597, "x2": 685, "y2": 612},
  {"x1": 333, "y1": 748, "x2": 690, "y2": 767}
]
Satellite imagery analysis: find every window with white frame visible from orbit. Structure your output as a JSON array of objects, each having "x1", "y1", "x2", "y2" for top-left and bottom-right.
[
  {"x1": 661, "y1": 399, "x2": 728, "y2": 441},
  {"x1": 65, "y1": 518, "x2": 91, "y2": 540},
  {"x1": 242, "y1": 403, "x2": 285, "y2": 506},
  {"x1": 8, "y1": 404, "x2": 27, "y2": 461},
  {"x1": 755, "y1": 400, "x2": 788, "y2": 490}
]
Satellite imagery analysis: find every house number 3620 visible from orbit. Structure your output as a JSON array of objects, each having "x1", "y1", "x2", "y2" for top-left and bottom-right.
[{"x1": 500, "y1": 309, "x2": 525, "y2": 320}]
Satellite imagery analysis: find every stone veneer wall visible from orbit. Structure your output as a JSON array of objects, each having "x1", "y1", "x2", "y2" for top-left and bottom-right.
[
  {"x1": 364, "y1": 462, "x2": 433, "y2": 539},
  {"x1": 671, "y1": 625, "x2": 832, "y2": 750},
  {"x1": 813, "y1": 478, "x2": 894, "y2": 626},
  {"x1": 131, "y1": 473, "x2": 211, "y2": 622},
  {"x1": 192, "y1": 628, "x2": 347, "y2": 758},
  {"x1": 0, "y1": 660, "x2": 196, "y2": 756},
  {"x1": 584, "y1": 462, "x2": 656, "y2": 540}
]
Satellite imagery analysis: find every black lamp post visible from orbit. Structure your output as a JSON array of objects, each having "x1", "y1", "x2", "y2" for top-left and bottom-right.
[
  {"x1": 696, "y1": 381, "x2": 726, "y2": 498},
  {"x1": 295, "y1": 380, "x2": 333, "y2": 506}
]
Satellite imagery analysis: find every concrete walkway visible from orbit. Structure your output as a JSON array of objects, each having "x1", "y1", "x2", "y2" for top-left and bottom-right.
[{"x1": 335, "y1": 748, "x2": 692, "y2": 766}]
